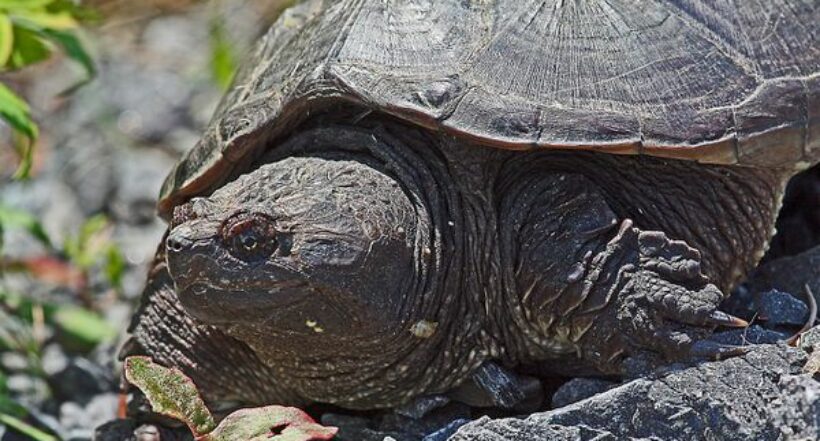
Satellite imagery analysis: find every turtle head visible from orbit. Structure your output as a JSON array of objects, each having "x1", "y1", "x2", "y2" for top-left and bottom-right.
[{"x1": 165, "y1": 156, "x2": 418, "y2": 355}]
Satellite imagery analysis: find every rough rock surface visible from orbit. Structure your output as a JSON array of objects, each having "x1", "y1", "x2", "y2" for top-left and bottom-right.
[{"x1": 449, "y1": 344, "x2": 818, "y2": 441}]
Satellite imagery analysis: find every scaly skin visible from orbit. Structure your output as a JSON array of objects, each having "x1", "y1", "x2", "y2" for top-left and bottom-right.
[{"x1": 127, "y1": 118, "x2": 785, "y2": 410}]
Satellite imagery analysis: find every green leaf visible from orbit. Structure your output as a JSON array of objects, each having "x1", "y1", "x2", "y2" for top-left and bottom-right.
[
  {"x1": 10, "y1": 17, "x2": 94, "y2": 93},
  {"x1": 63, "y1": 214, "x2": 109, "y2": 269},
  {"x1": 0, "y1": 14, "x2": 13, "y2": 66},
  {"x1": 0, "y1": 82, "x2": 37, "y2": 139},
  {"x1": 40, "y1": 27, "x2": 93, "y2": 93},
  {"x1": 209, "y1": 17, "x2": 237, "y2": 90},
  {"x1": 53, "y1": 306, "x2": 117, "y2": 351},
  {"x1": 0, "y1": 0, "x2": 54, "y2": 10},
  {"x1": 10, "y1": 10, "x2": 77, "y2": 31},
  {"x1": 104, "y1": 245, "x2": 125, "y2": 289},
  {"x1": 0, "y1": 413, "x2": 57, "y2": 441},
  {"x1": 0, "y1": 204, "x2": 52, "y2": 250},
  {"x1": 46, "y1": 0, "x2": 100, "y2": 24},
  {"x1": 11, "y1": 129, "x2": 34, "y2": 179},
  {"x1": 204, "y1": 406, "x2": 338, "y2": 441},
  {"x1": 6, "y1": 25, "x2": 51, "y2": 70},
  {"x1": 0, "y1": 394, "x2": 26, "y2": 419},
  {"x1": 124, "y1": 357, "x2": 217, "y2": 437}
]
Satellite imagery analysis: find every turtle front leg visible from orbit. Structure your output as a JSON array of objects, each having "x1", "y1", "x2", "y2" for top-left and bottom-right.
[
  {"x1": 497, "y1": 172, "x2": 746, "y2": 373},
  {"x1": 568, "y1": 219, "x2": 748, "y2": 369}
]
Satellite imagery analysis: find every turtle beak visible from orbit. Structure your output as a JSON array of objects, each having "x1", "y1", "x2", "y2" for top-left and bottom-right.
[{"x1": 165, "y1": 218, "x2": 221, "y2": 286}]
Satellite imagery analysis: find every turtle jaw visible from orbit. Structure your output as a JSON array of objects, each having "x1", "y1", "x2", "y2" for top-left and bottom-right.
[{"x1": 175, "y1": 278, "x2": 313, "y2": 327}]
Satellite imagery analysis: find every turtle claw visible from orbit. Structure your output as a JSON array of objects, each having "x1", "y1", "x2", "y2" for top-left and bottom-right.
[
  {"x1": 705, "y1": 310, "x2": 749, "y2": 328},
  {"x1": 689, "y1": 340, "x2": 749, "y2": 361}
]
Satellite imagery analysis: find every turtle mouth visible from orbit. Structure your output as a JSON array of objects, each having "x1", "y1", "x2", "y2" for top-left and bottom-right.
[{"x1": 177, "y1": 278, "x2": 312, "y2": 325}]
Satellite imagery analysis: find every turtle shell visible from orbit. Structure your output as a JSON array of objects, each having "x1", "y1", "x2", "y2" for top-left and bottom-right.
[{"x1": 159, "y1": 0, "x2": 820, "y2": 218}]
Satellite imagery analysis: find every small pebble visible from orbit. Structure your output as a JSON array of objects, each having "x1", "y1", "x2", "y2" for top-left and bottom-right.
[
  {"x1": 40, "y1": 343, "x2": 69, "y2": 376},
  {"x1": 800, "y1": 326, "x2": 820, "y2": 352},
  {"x1": 1, "y1": 352, "x2": 30, "y2": 372}
]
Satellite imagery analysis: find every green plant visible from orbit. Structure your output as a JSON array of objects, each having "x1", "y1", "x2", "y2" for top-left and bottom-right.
[
  {"x1": 208, "y1": 13, "x2": 237, "y2": 91},
  {"x1": 124, "y1": 357, "x2": 338, "y2": 441},
  {"x1": 0, "y1": 0, "x2": 95, "y2": 179},
  {"x1": 0, "y1": 205, "x2": 120, "y2": 438}
]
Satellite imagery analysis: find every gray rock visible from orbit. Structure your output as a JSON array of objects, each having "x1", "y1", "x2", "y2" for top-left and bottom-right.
[
  {"x1": 56, "y1": 128, "x2": 116, "y2": 215},
  {"x1": 110, "y1": 148, "x2": 175, "y2": 225},
  {"x1": 41, "y1": 343, "x2": 70, "y2": 376},
  {"x1": 799, "y1": 326, "x2": 820, "y2": 352},
  {"x1": 0, "y1": 178, "x2": 84, "y2": 258},
  {"x1": 422, "y1": 419, "x2": 470, "y2": 441},
  {"x1": 756, "y1": 289, "x2": 809, "y2": 327},
  {"x1": 1, "y1": 352, "x2": 29, "y2": 372},
  {"x1": 60, "y1": 394, "x2": 120, "y2": 436},
  {"x1": 551, "y1": 378, "x2": 618, "y2": 408},
  {"x1": 6, "y1": 374, "x2": 49, "y2": 402},
  {"x1": 449, "y1": 345, "x2": 817, "y2": 441},
  {"x1": 141, "y1": 15, "x2": 209, "y2": 74}
]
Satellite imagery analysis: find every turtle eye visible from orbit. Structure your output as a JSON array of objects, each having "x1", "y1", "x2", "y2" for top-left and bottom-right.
[{"x1": 222, "y1": 213, "x2": 278, "y2": 261}]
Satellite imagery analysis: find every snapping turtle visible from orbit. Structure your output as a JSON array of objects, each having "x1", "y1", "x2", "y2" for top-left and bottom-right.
[{"x1": 126, "y1": 0, "x2": 820, "y2": 410}]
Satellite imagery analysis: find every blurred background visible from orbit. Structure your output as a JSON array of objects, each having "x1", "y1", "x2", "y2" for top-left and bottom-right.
[{"x1": 0, "y1": 1, "x2": 288, "y2": 440}]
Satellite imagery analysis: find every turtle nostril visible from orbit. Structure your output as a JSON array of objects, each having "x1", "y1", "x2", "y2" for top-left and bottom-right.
[{"x1": 166, "y1": 234, "x2": 190, "y2": 253}]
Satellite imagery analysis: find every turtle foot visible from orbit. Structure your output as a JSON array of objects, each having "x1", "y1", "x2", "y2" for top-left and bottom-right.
[{"x1": 576, "y1": 221, "x2": 750, "y2": 371}]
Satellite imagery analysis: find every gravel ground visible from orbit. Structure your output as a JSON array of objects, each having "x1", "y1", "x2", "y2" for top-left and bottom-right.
[
  {"x1": 0, "y1": 3, "x2": 277, "y2": 440},
  {"x1": 1, "y1": 2, "x2": 818, "y2": 441}
]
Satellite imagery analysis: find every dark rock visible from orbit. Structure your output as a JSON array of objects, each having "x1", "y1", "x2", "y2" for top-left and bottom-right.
[
  {"x1": 710, "y1": 325, "x2": 790, "y2": 345},
  {"x1": 324, "y1": 402, "x2": 472, "y2": 441},
  {"x1": 764, "y1": 166, "x2": 820, "y2": 260},
  {"x1": 448, "y1": 362, "x2": 544, "y2": 411},
  {"x1": 49, "y1": 357, "x2": 116, "y2": 405},
  {"x1": 320, "y1": 413, "x2": 373, "y2": 441},
  {"x1": 93, "y1": 420, "x2": 137, "y2": 441},
  {"x1": 395, "y1": 395, "x2": 451, "y2": 419},
  {"x1": 449, "y1": 345, "x2": 815, "y2": 441},
  {"x1": 755, "y1": 289, "x2": 809, "y2": 327},
  {"x1": 723, "y1": 283, "x2": 757, "y2": 321},
  {"x1": 550, "y1": 378, "x2": 618, "y2": 408},
  {"x1": 93, "y1": 420, "x2": 193, "y2": 441},
  {"x1": 746, "y1": 245, "x2": 820, "y2": 306}
]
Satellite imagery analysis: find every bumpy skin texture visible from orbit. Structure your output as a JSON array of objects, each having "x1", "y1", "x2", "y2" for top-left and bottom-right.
[{"x1": 127, "y1": 119, "x2": 784, "y2": 409}]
